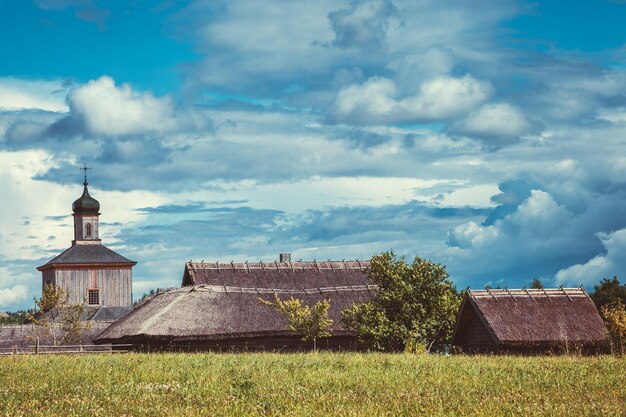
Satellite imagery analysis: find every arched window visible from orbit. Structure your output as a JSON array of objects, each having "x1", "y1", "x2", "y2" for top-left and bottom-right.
[{"x1": 86, "y1": 223, "x2": 92, "y2": 238}]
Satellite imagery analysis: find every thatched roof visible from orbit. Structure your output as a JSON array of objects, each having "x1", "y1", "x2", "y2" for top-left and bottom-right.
[
  {"x1": 84, "y1": 306, "x2": 133, "y2": 322},
  {"x1": 95, "y1": 284, "x2": 376, "y2": 344},
  {"x1": 452, "y1": 288, "x2": 607, "y2": 349},
  {"x1": 182, "y1": 260, "x2": 370, "y2": 288}
]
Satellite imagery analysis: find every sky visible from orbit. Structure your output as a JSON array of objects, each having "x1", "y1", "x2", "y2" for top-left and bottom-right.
[{"x1": 2, "y1": 0, "x2": 626, "y2": 310}]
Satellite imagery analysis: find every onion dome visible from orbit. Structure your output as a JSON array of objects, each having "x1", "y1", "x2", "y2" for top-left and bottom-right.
[{"x1": 72, "y1": 180, "x2": 100, "y2": 214}]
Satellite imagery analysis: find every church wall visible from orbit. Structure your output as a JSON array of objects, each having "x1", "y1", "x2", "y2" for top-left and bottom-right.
[
  {"x1": 53, "y1": 267, "x2": 132, "y2": 307},
  {"x1": 41, "y1": 270, "x2": 55, "y2": 288}
]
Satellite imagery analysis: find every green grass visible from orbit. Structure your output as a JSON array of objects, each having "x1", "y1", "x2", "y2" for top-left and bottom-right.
[{"x1": 0, "y1": 353, "x2": 624, "y2": 416}]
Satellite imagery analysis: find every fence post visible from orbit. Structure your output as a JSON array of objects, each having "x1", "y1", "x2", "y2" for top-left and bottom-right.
[{"x1": 36, "y1": 337, "x2": 40, "y2": 355}]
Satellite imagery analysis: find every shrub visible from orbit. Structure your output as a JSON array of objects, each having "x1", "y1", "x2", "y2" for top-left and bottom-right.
[{"x1": 600, "y1": 301, "x2": 626, "y2": 355}]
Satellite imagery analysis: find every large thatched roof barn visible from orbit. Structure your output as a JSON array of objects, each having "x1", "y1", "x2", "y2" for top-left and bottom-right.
[
  {"x1": 451, "y1": 288, "x2": 607, "y2": 353},
  {"x1": 96, "y1": 255, "x2": 374, "y2": 351}
]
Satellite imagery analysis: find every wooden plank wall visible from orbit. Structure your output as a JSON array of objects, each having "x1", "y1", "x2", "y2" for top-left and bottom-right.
[
  {"x1": 454, "y1": 303, "x2": 496, "y2": 352},
  {"x1": 53, "y1": 268, "x2": 132, "y2": 307}
]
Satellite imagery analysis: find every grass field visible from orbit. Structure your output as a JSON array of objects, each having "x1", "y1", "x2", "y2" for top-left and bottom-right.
[{"x1": 0, "y1": 353, "x2": 624, "y2": 416}]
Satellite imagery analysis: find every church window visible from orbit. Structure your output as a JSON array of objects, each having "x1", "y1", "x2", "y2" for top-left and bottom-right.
[
  {"x1": 88, "y1": 289, "x2": 100, "y2": 305},
  {"x1": 85, "y1": 223, "x2": 92, "y2": 238}
]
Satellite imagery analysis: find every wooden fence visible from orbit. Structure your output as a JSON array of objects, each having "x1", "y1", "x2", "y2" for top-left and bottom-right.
[{"x1": 0, "y1": 342, "x2": 132, "y2": 355}]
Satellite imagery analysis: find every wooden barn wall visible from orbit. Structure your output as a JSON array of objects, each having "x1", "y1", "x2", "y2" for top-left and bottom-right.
[
  {"x1": 454, "y1": 302, "x2": 497, "y2": 352},
  {"x1": 53, "y1": 267, "x2": 132, "y2": 307}
]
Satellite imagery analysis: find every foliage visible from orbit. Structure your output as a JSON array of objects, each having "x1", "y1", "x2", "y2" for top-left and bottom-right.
[
  {"x1": 591, "y1": 276, "x2": 626, "y2": 309},
  {"x1": 26, "y1": 283, "x2": 91, "y2": 346},
  {"x1": 600, "y1": 301, "x2": 626, "y2": 356},
  {"x1": 0, "y1": 310, "x2": 31, "y2": 325},
  {"x1": 135, "y1": 288, "x2": 157, "y2": 306},
  {"x1": 0, "y1": 354, "x2": 624, "y2": 416},
  {"x1": 342, "y1": 251, "x2": 461, "y2": 352},
  {"x1": 260, "y1": 294, "x2": 333, "y2": 350},
  {"x1": 529, "y1": 278, "x2": 544, "y2": 289}
]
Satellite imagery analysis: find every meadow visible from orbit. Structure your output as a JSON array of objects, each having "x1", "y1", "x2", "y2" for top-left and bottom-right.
[{"x1": 0, "y1": 353, "x2": 624, "y2": 416}]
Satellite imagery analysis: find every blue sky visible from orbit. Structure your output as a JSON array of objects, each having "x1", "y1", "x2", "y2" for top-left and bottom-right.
[{"x1": 2, "y1": 0, "x2": 626, "y2": 310}]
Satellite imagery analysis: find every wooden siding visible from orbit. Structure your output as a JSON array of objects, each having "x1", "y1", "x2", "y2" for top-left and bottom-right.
[
  {"x1": 52, "y1": 267, "x2": 132, "y2": 307},
  {"x1": 41, "y1": 270, "x2": 55, "y2": 287},
  {"x1": 453, "y1": 301, "x2": 497, "y2": 352}
]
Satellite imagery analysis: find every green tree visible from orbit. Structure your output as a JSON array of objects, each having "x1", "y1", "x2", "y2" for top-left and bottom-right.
[
  {"x1": 27, "y1": 283, "x2": 91, "y2": 346},
  {"x1": 600, "y1": 301, "x2": 626, "y2": 356},
  {"x1": 134, "y1": 288, "x2": 156, "y2": 306},
  {"x1": 342, "y1": 252, "x2": 461, "y2": 353},
  {"x1": 591, "y1": 277, "x2": 626, "y2": 309},
  {"x1": 529, "y1": 278, "x2": 544, "y2": 289},
  {"x1": 260, "y1": 294, "x2": 333, "y2": 351}
]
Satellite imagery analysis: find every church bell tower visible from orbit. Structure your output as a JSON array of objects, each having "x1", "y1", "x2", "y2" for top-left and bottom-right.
[
  {"x1": 37, "y1": 165, "x2": 136, "y2": 309},
  {"x1": 72, "y1": 168, "x2": 101, "y2": 245}
]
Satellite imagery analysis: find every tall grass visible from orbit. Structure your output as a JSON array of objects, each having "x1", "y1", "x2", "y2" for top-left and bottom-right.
[{"x1": 0, "y1": 353, "x2": 624, "y2": 416}]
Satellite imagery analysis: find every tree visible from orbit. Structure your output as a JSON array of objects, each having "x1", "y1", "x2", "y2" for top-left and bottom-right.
[
  {"x1": 591, "y1": 277, "x2": 626, "y2": 309},
  {"x1": 342, "y1": 252, "x2": 461, "y2": 353},
  {"x1": 134, "y1": 288, "x2": 156, "y2": 306},
  {"x1": 260, "y1": 294, "x2": 333, "y2": 351},
  {"x1": 27, "y1": 283, "x2": 91, "y2": 346},
  {"x1": 529, "y1": 278, "x2": 544, "y2": 289},
  {"x1": 600, "y1": 301, "x2": 626, "y2": 356}
]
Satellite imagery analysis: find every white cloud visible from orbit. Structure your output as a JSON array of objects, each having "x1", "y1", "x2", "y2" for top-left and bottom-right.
[
  {"x1": 555, "y1": 228, "x2": 626, "y2": 286},
  {"x1": 0, "y1": 78, "x2": 69, "y2": 112},
  {"x1": 444, "y1": 190, "x2": 583, "y2": 285},
  {"x1": 388, "y1": 45, "x2": 456, "y2": 90},
  {"x1": 455, "y1": 103, "x2": 531, "y2": 139},
  {"x1": 329, "y1": 0, "x2": 398, "y2": 49},
  {"x1": 447, "y1": 221, "x2": 498, "y2": 249},
  {"x1": 0, "y1": 285, "x2": 28, "y2": 308},
  {"x1": 332, "y1": 75, "x2": 492, "y2": 124},
  {"x1": 596, "y1": 107, "x2": 626, "y2": 124},
  {"x1": 67, "y1": 76, "x2": 177, "y2": 136}
]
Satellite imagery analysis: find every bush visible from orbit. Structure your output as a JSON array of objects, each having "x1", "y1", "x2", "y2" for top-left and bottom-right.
[
  {"x1": 600, "y1": 301, "x2": 626, "y2": 355},
  {"x1": 260, "y1": 294, "x2": 333, "y2": 351}
]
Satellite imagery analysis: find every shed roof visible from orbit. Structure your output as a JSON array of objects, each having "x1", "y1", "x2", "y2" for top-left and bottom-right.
[
  {"x1": 452, "y1": 288, "x2": 607, "y2": 346},
  {"x1": 37, "y1": 244, "x2": 136, "y2": 270},
  {"x1": 182, "y1": 260, "x2": 370, "y2": 288},
  {"x1": 95, "y1": 284, "x2": 376, "y2": 344}
]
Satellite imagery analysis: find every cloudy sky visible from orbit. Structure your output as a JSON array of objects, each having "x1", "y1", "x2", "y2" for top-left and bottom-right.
[{"x1": 2, "y1": 0, "x2": 626, "y2": 310}]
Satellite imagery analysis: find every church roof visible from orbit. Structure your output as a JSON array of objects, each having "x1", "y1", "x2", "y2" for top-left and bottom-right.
[
  {"x1": 72, "y1": 181, "x2": 100, "y2": 214},
  {"x1": 37, "y1": 244, "x2": 136, "y2": 270}
]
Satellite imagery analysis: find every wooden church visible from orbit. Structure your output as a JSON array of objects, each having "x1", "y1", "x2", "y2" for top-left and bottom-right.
[{"x1": 37, "y1": 171, "x2": 136, "y2": 308}]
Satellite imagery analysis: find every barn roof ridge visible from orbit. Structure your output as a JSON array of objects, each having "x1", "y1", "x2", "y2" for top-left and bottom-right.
[
  {"x1": 468, "y1": 287, "x2": 587, "y2": 299},
  {"x1": 186, "y1": 259, "x2": 370, "y2": 272},
  {"x1": 155, "y1": 284, "x2": 378, "y2": 296}
]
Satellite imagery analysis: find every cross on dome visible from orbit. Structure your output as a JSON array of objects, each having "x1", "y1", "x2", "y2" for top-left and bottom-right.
[{"x1": 80, "y1": 163, "x2": 91, "y2": 186}]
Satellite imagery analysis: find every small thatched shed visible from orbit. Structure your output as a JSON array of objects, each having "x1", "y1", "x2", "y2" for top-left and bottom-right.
[
  {"x1": 95, "y1": 284, "x2": 376, "y2": 351},
  {"x1": 451, "y1": 288, "x2": 608, "y2": 353}
]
